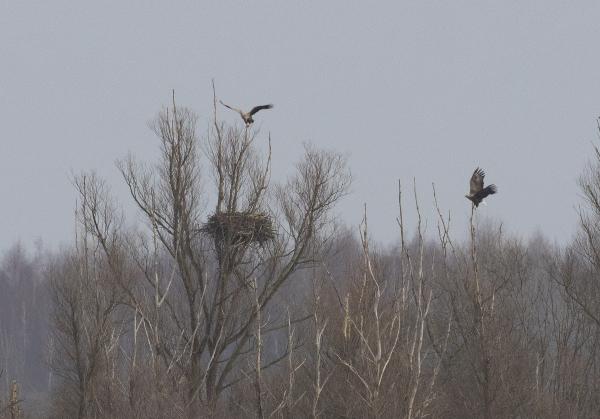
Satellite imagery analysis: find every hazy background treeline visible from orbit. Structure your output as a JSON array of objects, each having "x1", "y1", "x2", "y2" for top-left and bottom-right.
[{"x1": 2, "y1": 101, "x2": 600, "y2": 419}]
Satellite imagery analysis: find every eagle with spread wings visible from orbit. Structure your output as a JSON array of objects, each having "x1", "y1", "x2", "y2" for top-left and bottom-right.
[
  {"x1": 219, "y1": 100, "x2": 273, "y2": 126},
  {"x1": 465, "y1": 167, "x2": 497, "y2": 207}
]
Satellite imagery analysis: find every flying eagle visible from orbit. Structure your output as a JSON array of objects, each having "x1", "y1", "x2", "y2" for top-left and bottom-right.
[
  {"x1": 465, "y1": 167, "x2": 497, "y2": 207},
  {"x1": 219, "y1": 100, "x2": 273, "y2": 126}
]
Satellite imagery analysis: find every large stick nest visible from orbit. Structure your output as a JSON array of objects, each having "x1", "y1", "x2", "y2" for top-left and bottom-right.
[{"x1": 201, "y1": 211, "x2": 275, "y2": 246}]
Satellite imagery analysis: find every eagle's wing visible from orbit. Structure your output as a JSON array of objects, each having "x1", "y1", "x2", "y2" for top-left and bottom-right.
[
  {"x1": 470, "y1": 167, "x2": 485, "y2": 195},
  {"x1": 219, "y1": 100, "x2": 243, "y2": 114},
  {"x1": 478, "y1": 184, "x2": 497, "y2": 199},
  {"x1": 249, "y1": 104, "x2": 274, "y2": 116}
]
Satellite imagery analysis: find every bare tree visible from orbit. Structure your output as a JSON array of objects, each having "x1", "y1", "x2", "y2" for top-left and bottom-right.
[
  {"x1": 550, "y1": 127, "x2": 600, "y2": 416},
  {"x1": 301, "y1": 183, "x2": 452, "y2": 419},
  {"x1": 48, "y1": 173, "x2": 126, "y2": 419},
  {"x1": 65, "y1": 90, "x2": 351, "y2": 417}
]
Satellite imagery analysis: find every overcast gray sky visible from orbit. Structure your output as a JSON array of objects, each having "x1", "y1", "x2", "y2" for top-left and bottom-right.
[{"x1": 2, "y1": 1, "x2": 600, "y2": 251}]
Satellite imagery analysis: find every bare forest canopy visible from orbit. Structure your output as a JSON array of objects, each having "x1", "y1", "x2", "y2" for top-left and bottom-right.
[{"x1": 3, "y1": 97, "x2": 600, "y2": 419}]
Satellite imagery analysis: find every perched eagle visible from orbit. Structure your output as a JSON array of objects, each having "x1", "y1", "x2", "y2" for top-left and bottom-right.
[
  {"x1": 465, "y1": 167, "x2": 497, "y2": 207},
  {"x1": 219, "y1": 100, "x2": 273, "y2": 126}
]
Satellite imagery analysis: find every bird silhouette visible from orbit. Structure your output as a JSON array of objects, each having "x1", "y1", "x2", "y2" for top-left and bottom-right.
[
  {"x1": 465, "y1": 167, "x2": 497, "y2": 207},
  {"x1": 219, "y1": 100, "x2": 273, "y2": 126}
]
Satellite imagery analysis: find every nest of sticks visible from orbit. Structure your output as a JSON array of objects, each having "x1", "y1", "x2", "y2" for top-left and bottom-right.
[{"x1": 201, "y1": 211, "x2": 275, "y2": 246}]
